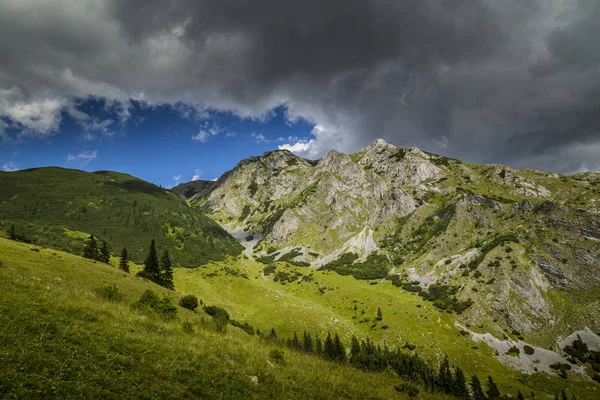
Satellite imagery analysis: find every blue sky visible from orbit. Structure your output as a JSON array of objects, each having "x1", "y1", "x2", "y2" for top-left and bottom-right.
[{"x1": 0, "y1": 98, "x2": 315, "y2": 188}]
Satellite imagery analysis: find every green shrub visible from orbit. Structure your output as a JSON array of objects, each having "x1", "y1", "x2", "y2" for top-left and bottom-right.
[
  {"x1": 394, "y1": 382, "x2": 419, "y2": 397},
  {"x1": 507, "y1": 346, "x2": 520, "y2": 356},
  {"x1": 204, "y1": 305, "x2": 230, "y2": 322},
  {"x1": 94, "y1": 283, "x2": 124, "y2": 302},
  {"x1": 473, "y1": 270, "x2": 482, "y2": 278},
  {"x1": 523, "y1": 345, "x2": 535, "y2": 355},
  {"x1": 269, "y1": 349, "x2": 286, "y2": 365},
  {"x1": 182, "y1": 321, "x2": 194, "y2": 334},
  {"x1": 263, "y1": 264, "x2": 277, "y2": 275},
  {"x1": 134, "y1": 289, "x2": 178, "y2": 320},
  {"x1": 179, "y1": 294, "x2": 199, "y2": 311}
]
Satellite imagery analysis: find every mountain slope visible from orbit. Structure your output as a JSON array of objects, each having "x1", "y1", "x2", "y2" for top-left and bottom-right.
[
  {"x1": 184, "y1": 139, "x2": 600, "y2": 376},
  {"x1": 0, "y1": 167, "x2": 242, "y2": 266},
  {"x1": 0, "y1": 237, "x2": 422, "y2": 399}
]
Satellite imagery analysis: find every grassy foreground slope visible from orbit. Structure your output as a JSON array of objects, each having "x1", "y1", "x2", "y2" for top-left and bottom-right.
[
  {"x1": 170, "y1": 258, "x2": 599, "y2": 399},
  {"x1": 0, "y1": 167, "x2": 242, "y2": 266},
  {"x1": 0, "y1": 237, "x2": 437, "y2": 400}
]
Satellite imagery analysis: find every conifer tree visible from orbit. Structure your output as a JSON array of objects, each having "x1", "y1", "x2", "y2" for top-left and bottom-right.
[
  {"x1": 302, "y1": 331, "x2": 314, "y2": 354},
  {"x1": 324, "y1": 332, "x2": 335, "y2": 361},
  {"x1": 9, "y1": 224, "x2": 16, "y2": 240},
  {"x1": 517, "y1": 391, "x2": 525, "y2": 400},
  {"x1": 99, "y1": 241, "x2": 111, "y2": 264},
  {"x1": 470, "y1": 374, "x2": 486, "y2": 400},
  {"x1": 291, "y1": 332, "x2": 301, "y2": 350},
  {"x1": 269, "y1": 328, "x2": 278, "y2": 340},
  {"x1": 315, "y1": 334, "x2": 323, "y2": 356},
  {"x1": 83, "y1": 235, "x2": 98, "y2": 260},
  {"x1": 333, "y1": 333, "x2": 346, "y2": 363},
  {"x1": 486, "y1": 375, "x2": 501, "y2": 399},
  {"x1": 350, "y1": 335, "x2": 361, "y2": 365},
  {"x1": 376, "y1": 307, "x2": 383, "y2": 321},
  {"x1": 160, "y1": 249, "x2": 174, "y2": 289},
  {"x1": 119, "y1": 247, "x2": 129, "y2": 272},
  {"x1": 143, "y1": 239, "x2": 160, "y2": 282},
  {"x1": 453, "y1": 367, "x2": 469, "y2": 399},
  {"x1": 439, "y1": 356, "x2": 453, "y2": 393}
]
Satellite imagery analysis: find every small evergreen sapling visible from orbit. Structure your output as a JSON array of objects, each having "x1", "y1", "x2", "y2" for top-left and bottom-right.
[
  {"x1": 160, "y1": 249, "x2": 174, "y2": 290},
  {"x1": 143, "y1": 239, "x2": 161, "y2": 282},
  {"x1": 119, "y1": 247, "x2": 129, "y2": 272}
]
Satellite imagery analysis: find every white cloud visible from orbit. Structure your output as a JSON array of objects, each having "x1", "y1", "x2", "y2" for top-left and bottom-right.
[
  {"x1": 2, "y1": 161, "x2": 19, "y2": 172},
  {"x1": 173, "y1": 174, "x2": 181, "y2": 184},
  {"x1": 0, "y1": 88, "x2": 66, "y2": 137},
  {"x1": 67, "y1": 106, "x2": 114, "y2": 140},
  {"x1": 191, "y1": 168, "x2": 203, "y2": 181},
  {"x1": 192, "y1": 123, "x2": 224, "y2": 143},
  {"x1": 251, "y1": 132, "x2": 269, "y2": 143},
  {"x1": 210, "y1": 177, "x2": 218, "y2": 181},
  {"x1": 66, "y1": 150, "x2": 98, "y2": 166}
]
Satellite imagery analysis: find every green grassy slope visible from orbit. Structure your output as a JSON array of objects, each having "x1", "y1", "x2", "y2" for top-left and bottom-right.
[
  {"x1": 170, "y1": 257, "x2": 598, "y2": 399},
  {"x1": 0, "y1": 237, "x2": 434, "y2": 400},
  {"x1": 0, "y1": 167, "x2": 242, "y2": 266}
]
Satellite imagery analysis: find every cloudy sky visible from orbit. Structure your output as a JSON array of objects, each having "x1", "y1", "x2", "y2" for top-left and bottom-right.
[{"x1": 1, "y1": 0, "x2": 599, "y2": 185}]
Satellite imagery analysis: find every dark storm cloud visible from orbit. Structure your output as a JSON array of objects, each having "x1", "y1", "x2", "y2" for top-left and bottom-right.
[{"x1": 1, "y1": 0, "x2": 599, "y2": 172}]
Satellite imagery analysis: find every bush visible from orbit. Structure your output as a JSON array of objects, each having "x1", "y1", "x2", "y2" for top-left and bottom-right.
[
  {"x1": 523, "y1": 345, "x2": 535, "y2": 355},
  {"x1": 394, "y1": 382, "x2": 420, "y2": 397},
  {"x1": 136, "y1": 270, "x2": 156, "y2": 282},
  {"x1": 94, "y1": 283, "x2": 124, "y2": 302},
  {"x1": 549, "y1": 362, "x2": 571, "y2": 371},
  {"x1": 204, "y1": 305, "x2": 230, "y2": 322},
  {"x1": 179, "y1": 294, "x2": 199, "y2": 311},
  {"x1": 269, "y1": 349, "x2": 286, "y2": 365},
  {"x1": 182, "y1": 321, "x2": 194, "y2": 334},
  {"x1": 134, "y1": 289, "x2": 178, "y2": 320},
  {"x1": 507, "y1": 346, "x2": 520, "y2": 356}
]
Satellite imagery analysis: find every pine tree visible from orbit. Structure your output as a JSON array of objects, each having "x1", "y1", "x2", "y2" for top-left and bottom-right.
[
  {"x1": 333, "y1": 333, "x2": 346, "y2": 363},
  {"x1": 119, "y1": 247, "x2": 129, "y2": 272},
  {"x1": 324, "y1": 332, "x2": 335, "y2": 361},
  {"x1": 160, "y1": 249, "x2": 174, "y2": 289},
  {"x1": 302, "y1": 331, "x2": 314, "y2": 354},
  {"x1": 143, "y1": 239, "x2": 160, "y2": 282},
  {"x1": 376, "y1": 307, "x2": 383, "y2": 321},
  {"x1": 99, "y1": 241, "x2": 111, "y2": 264},
  {"x1": 350, "y1": 335, "x2": 361, "y2": 365},
  {"x1": 315, "y1": 335, "x2": 323, "y2": 356},
  {"x1": 9, "y1": 224, "x2": 16, "y2": 240},
  {"x1": 291, "y1": 332, "x2": 301, "y2": 350},
  {"x1": 470, "y1": 374, "x2": 486, "y2": 400},
  {"x1": 439, "y1": 356, "x2": 453, "y2": 393},
  {"x1": 269, "y1": 328, "x2": 278, "y2": 340},
  {"x1": 453, "y1": 367, "x2": 469, "y2": 399},
  {"x1": 517, "y1": 391, "x2": 525, "y2": 400},
  {"x1": 83, "y1": 235, "x2": 98, "y2": 260},
  {"x1": 486, "y1": 375, "x2": 501, "y2": 399}
]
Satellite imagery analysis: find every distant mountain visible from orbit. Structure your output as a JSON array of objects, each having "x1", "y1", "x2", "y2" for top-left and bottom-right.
[
  {"x1": 0, "y1": 167, "x2": 242, "y2": 266},
  {"x1": 172, "y1": 179, "x2": 217, "y2": 200},
  {"x1": 185, "y1": 139, "x2": 600, "y2": 338}
]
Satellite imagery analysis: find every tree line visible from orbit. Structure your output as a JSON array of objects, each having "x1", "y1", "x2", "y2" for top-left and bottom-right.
[
  {"x1": 259, "y1": 328, "x2": 575, "y2": 400},
  {"x1": 82, "y1": 235, "x2": 174, "y2": 290}
]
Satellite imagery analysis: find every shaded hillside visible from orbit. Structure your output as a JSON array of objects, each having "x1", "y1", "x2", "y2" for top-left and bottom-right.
[{"x1": 0, "y1": 167, "x2": 242, "y2": 266}]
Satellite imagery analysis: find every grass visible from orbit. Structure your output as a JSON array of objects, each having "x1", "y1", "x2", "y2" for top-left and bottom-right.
[
  {"x1": 0, "y1": 167, "x2": 242, "y2": 266},
  {"x1": 0, "y1": 237, "x2": 437, "y2": 399},
  {"x1": 172, "y1": 254, "x2": 598, "y2": 399}
]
